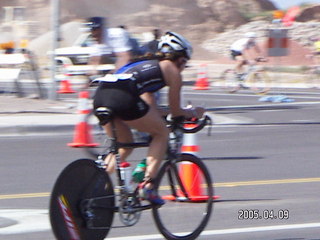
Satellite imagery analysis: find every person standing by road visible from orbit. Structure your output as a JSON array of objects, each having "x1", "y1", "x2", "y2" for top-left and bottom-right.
[
  {"x1": 87, "y1": 17, "x2": 132, "y2": 75},
  {"x1": 141, "y1": 28, "x2": 161, "y2": 54},
  {"x1": 118, "y1": 25, "x2": 145, "y2": 57}
]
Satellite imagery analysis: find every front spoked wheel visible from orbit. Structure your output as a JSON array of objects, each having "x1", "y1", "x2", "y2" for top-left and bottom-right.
[
  {"x1": 153, "y1": 154, "x2": 213, "y2": 240},
  {"x1": 49, "y1": 159, "x2": 115, "y2": 240},
  {"x1": 248, "y1": 71, "x2": 271, "y2": 94},
  {"x1": 220, "y1": 69, "x2": 240, "y2": 93}
]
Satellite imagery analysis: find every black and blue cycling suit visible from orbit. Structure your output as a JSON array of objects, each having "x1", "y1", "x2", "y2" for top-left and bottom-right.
[{"x1": 93, "y1": 59, "x2": 166, "y2": 121}]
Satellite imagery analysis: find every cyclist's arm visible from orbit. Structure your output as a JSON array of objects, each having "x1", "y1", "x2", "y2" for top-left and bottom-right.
[
  {"x1": 252, "y1": 41, "x2": 266, "y2": 60},
  {"x1": 160, "y1": 60, "x2": 203, "y2": 119},
  {"x1": 245, "y1": 46, "x2": 263, "y2": 64}
]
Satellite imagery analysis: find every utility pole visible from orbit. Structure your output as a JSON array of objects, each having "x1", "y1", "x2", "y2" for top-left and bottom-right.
[{"x1": 49, "y1": 0, "x2": 60, "y2": 100}]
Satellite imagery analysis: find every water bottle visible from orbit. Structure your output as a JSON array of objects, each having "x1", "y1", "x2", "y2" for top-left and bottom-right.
[
  {"x1": 132, "y1": 159, "x2": 147, "y2": 183},
  {"x1": 120, "y1": 162, "x2": 133, "y2": 191}
]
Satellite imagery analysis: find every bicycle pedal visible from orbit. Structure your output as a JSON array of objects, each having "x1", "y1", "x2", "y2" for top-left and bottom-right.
[{"x1": 95, "y1": 159, "x2": 106, "y2": 168}]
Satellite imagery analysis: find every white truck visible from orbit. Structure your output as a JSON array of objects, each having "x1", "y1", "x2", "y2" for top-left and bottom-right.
[{"x1": 54, "y1": 33, "x2": 115, "y2": 75}]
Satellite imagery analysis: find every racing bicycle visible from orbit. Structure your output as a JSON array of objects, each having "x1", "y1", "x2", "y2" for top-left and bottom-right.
[
  {"x1": 219, "y1": 58, "x2": 271, "y2": 94},
  {"x1": 49, "y1": 107, "x2": 214, "y2": 240}
]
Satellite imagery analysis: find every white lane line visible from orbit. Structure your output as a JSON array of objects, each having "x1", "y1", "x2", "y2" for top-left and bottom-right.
[
  {"x1": 185, "y1": 89, "x2": 320, "y2": 99},
  {"x1": 0, "y1": 209, "x2": 50, "y2": 235},
  {"x1": 106, "y1": 223, "x2": 320, "y2": 240},
  {"x1": 1, "y1": 208, "x2": 319, "y2": 238},
  {"x1": 201, "y1": 222, "x2": 320, "y2": 235}
]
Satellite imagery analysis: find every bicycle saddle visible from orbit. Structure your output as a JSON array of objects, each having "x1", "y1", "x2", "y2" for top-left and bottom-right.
[{"x1": 94, "y1": 107, "x2": 114, "y2": 125}]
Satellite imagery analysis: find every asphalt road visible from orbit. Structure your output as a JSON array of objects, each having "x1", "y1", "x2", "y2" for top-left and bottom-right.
[{"x1": 0, "y1": 87, "x2": 320, "y2": 239}]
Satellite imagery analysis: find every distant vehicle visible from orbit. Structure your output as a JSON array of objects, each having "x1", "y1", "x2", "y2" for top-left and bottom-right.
[{"x1": 53, "y1": 33, "x2": 115, "y2": 75}]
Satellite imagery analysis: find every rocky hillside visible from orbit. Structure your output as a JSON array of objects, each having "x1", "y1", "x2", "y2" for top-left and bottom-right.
[
  {"x1": 1, "y1": 0, "x2": 320, "y2": 62},
  {"x1": 296, "y1": 4, "x2": 320, "y2": 22},
  {"x1": 1, "y1": 0, "x2": 277, "y2": 43}
]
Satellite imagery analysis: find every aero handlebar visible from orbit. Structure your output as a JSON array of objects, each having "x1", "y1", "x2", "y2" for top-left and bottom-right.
[{"x1": 170, "y1": 115, "x2": 213, "y2": 135}]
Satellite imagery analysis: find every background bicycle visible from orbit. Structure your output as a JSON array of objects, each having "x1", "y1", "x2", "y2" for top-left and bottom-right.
[
  {"x1": 219, "y1": 58, "x2": 271, "y2": 94},
  {"x1": 50, "y1": 111, "x2": 214, "y2": 240}
]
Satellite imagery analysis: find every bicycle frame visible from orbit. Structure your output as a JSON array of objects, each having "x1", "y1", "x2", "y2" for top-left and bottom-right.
[
  {"x1": 97, "y1": 117, "x2": 185, "y2": 191},
  {"x1": 243, "y1": 61, "x2": 266, "y2": 82}
]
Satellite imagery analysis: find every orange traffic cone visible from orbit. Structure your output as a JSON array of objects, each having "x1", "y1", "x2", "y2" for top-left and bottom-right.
[
  {"x1": 163, "y1": 125, "x2": 219, "y2": 202},
  {"x1": 179, "y1": 162, "x2": 212, "y2": 201},
  {"x1": 181, "y1": 123, "x2": 200, "y2": 156},
  {"x1": 193, "y1": 63, "x2": 210, "y2": 90},
  {"x1": 57, "y1": 75, "x2": 76, "y2": 94},
  {"x1": 163, "y1": 161, "x2": 219, "y2": 202},
  {"x1": 68, "y1": 91, "x2": 99, "y2": 147}
]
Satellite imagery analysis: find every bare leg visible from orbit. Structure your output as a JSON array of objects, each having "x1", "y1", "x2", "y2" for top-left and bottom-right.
[
  {"x1": 103, "y1": 118, "x2": 133, "y2": 173},
  {"x1": 125, "y1": 106, "x2": 169, "y2": 187}
]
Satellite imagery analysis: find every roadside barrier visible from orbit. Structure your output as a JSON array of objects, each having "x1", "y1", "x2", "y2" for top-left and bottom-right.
[
  {"x1": 193, "y1": 63, "x2": 210, "y2": 90},
  {"x1": 68, "y1": 91, "x2": 98, "y2": 147},
  {"x1": 0, "y1": 51, "x2": 44, "y2": 98}
]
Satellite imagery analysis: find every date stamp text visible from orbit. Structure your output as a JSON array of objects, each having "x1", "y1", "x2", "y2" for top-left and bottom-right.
[{"x1": 238, "y1": 209, "x2": 289, "y2": 220}]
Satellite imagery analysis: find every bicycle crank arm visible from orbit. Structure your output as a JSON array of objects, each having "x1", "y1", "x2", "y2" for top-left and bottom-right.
[{"x1": 114, "y1": 203, "x2": 154, "y2": 213}]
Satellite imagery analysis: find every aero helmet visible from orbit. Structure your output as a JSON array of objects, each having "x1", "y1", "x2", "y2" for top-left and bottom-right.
[{"x1": 158, "y1": 31, "x2": 193, "y2": 59}]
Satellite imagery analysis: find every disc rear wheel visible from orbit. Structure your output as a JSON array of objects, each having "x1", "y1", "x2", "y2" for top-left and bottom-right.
[{"x1": 49, "y1": 159, "x2": 115, "y2": 240}]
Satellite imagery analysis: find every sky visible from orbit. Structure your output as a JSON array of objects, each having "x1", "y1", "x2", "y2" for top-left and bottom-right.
[{"x1": 270, "y1": 0, "x2": 320, "y2": 9}]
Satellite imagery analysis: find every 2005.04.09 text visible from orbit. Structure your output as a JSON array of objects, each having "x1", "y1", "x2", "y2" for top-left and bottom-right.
[{"x1": 238, "y1": 209, "x2": 289, "y2": 220}]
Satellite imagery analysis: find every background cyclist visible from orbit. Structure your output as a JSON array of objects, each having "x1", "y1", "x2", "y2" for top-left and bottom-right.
[
  {"x1": 93, "y1": 32, "x2": 204, "y2": 205},
  {"x1": 230, "y1": 32, "x2": 264, "y2": 79}
]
